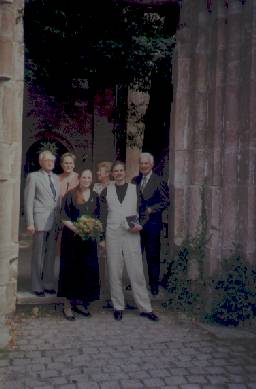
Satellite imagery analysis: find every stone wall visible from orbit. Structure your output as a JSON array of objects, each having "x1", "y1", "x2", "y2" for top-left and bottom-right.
[
  {"x1": 0, "y1": 0, "x2": 24, "y2": 346},
  {"x1": 170, "y1": 0, "x2": 256, "y2": 274}
]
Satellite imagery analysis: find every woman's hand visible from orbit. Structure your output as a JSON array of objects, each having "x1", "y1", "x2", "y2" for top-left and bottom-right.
[
  {"x1": 62, "y1": 220, "x2": 78, "y2": 234},
  {"x1": 129, "y1": 223, "x2": 143, "y2": 233}
]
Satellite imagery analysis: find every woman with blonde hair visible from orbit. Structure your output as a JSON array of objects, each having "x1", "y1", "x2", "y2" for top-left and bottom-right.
[{"x1": 59, "y1": 152, "x2": 79, "y2": 198}]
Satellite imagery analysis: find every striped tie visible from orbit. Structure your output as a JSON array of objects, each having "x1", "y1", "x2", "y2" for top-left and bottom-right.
[
  {"x1": 141, "y1": 176, "x2": 147, "y2": 192},
  {"x1": 48, "y1": 174, "x2": 56, "y2": 200}
]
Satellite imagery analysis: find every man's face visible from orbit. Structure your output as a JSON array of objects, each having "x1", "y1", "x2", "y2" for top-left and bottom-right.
[
  {"x1": 39, "y1": 153, "x2": 55, "y2": 173},
  {"x1": 112, "y1": 164, "x2": 126, "y2": 184},
  {"x1": 97, "y1": 167, "x2": 109, "y2": 183},
  {"x1": 139, "y1": 156, "x2": 153, "y2": 176},
  {"x1": 61, "y1": 156, "x2": 75, "y2": 174}
]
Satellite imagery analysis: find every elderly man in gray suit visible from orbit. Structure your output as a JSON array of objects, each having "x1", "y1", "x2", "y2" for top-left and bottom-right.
[{"x1": 24, "y1": 150, "x2": 61, "y2": 296}]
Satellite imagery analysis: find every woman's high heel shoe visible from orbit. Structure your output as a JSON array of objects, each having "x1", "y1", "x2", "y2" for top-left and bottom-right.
[
  {"x1": 63, "y1": 299, "x2": 75, "y2": 321},
  {"x1": 71, "y1": 304, "x2": 91, "y2": 317}
]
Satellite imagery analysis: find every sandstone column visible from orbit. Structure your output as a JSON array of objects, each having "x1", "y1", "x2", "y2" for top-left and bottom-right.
[
  {"x1": 126, "y1": 88, "x2": 150, "y2": 181},
  {"x1": 171, "y1": 0, "x2": 255, "y2": 275},
  {"x1": 0, "y1": 0, "x2": 24, "y2": 346}
]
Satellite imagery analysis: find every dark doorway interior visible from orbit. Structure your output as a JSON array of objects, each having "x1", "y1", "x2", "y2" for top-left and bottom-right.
[{"x1": 25, "y1": 139, "x2": 68, "y2": 175}]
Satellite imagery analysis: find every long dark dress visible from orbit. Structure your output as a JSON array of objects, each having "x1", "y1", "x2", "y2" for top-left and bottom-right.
[{"x1": 58, "y1": 189, "x2": 100, "y2": 302}]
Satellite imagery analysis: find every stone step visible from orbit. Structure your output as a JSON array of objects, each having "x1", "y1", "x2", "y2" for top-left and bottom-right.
[{"x1": 16, "y1": 288, "x2": 169, "y2": 306}]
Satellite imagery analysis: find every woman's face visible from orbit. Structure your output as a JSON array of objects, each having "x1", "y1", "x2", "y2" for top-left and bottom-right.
[
  {"x1": 97, "y1": 167, "x2": 109, "y2": 183},
  {"x1": 79, "y1": 170, "x2": 92, "y2": 189},
  {"x1": 61, "y1": 156, "x2": 75, "y2": 174}
]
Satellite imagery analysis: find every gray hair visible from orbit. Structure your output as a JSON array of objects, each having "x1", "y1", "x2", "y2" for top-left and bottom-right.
[
  {"x1": 39, "y1": 150, "x2": 56, "y2": 161},
  {"x1": 140, "y1": 152, "x2": 154, "y2": 165}
]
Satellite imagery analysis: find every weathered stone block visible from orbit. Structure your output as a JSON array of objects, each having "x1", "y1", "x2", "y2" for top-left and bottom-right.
[
  {"x1": 172, "y1": 94, "x2": 189, "y2": 150},
  {"x1": 173, "y1": 187, "x2": 185, "y2": 243},
  {"x1": 0, "y1": 4, "x2": 15, "y2": 35},
  {"x1": 176, "y1": 58, "x2": 191, "y2": 93},
  {"x1": 222, "y1": 150, "x2": 238, "y2": 185},
  {"x1": 11, "y1": 180, "x2": 21, "y2": 242},
  {"x1": 194, "y1": 55, "x2": 208, "y2": 93},
  {"x1": 0, "y1": 36, "x2": 13, "y2": 79},
  {"x1": 0, "y1": 143, "x2": 17, "y2": 178},
  {"x1": 14, "y1": 43, "x2": 24, "y2": 81},
  {"x1": 6, "y1": 279, "x2": 17, "y2": 313},
  {"x1": 0, "y1": 317, "x2": 10, "y2": 348},
  {"x1": 0, "y1": 256, "x2": 9, "y2": 284},
  {"x1": 174, "y1": 150, "x2": 187, "y2": 184},
  {"x1": 1, "y1": 84, "x2": 14, "y2": 143},
  {"x1": 222, "y1": 186, "x2": 237, "y2": 250},
  {"x1": 0, "y1": 285, "x2": 7, "y2": 314},
  {"x1": 192, "y1": 149, "x2": 207, "y2": 184},
  {"x1": 207, "y1": 186, "x2": 221, "y2": 250},
  {"x1": 212, "y1": 148, "x2": 222, "y2": 186},
  {"x1": 187, "y1": 185, "x2": 202, "y2": 237},
  {"x1": 0, "y1": 181, "x2": 12, "y2": 242},
  {"x1": 0, "y1": 243, "x2": 18, "y2": 263}
]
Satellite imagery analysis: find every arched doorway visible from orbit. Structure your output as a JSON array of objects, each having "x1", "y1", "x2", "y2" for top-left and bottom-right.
[{"x1": 24, "y1": 138, "x2": 69, "y2": 175}]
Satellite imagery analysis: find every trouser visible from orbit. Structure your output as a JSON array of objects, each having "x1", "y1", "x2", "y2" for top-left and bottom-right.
[
  {"x1": 31, "y1": 229, "x2": 57, "y2": 292},
  {"x1": 98, "y1": 245, "x2": 111, "y2": 300},
  {"x1": 106, "y1": 227, "x2": 152, "y2": 312},
  {"x1": 141, "y1": 223, "x2": 161, "y2": 289}
]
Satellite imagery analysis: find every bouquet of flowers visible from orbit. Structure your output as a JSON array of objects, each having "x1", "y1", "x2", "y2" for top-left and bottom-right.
[{"x1": 74, "y1": 216, "x2": 103, "y2": 241}]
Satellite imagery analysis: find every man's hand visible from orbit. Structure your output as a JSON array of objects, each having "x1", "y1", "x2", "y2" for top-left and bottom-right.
[
  {"x1": 27, "y1": 225, "x2": 35, "y2": 235},
  {"x1": 147, "y1": 207, "x2": 153, "y2": 215},
  {"x1": 129, "y1": 223, "x2": 143, "y2": 233}
]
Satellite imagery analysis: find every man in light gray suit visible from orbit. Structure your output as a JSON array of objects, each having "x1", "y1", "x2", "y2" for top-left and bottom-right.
[{"x1": 24, "y1": 150, "x2": 61, "y2": 296}]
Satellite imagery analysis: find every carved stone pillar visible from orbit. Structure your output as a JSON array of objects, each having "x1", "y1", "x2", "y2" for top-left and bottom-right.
[
  {"x1": 0, "y1": 0, "x2": 24, "y2": 346},
  {"x1": 126, "y1": 89, "x2": 150, "y2": 181},
  {"x1": 171, "y1": 0, "x2": 255, "y2": 274}
]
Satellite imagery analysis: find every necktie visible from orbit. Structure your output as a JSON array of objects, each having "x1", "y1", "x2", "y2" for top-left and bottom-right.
[
  {"x1": 141, "y1": 176, "x2": 147, "y2": 192},
  {"x1": 48, "y1": 174, "x2": 56, "y2": 200}
]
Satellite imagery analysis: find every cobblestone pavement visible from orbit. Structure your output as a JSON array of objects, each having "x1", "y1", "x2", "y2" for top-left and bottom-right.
[{"x1": 1, "y1": 303, "x2": 256, "y2": 389}]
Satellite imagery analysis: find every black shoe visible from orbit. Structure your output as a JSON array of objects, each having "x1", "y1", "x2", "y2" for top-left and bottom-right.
[
  {"x1": 44, "y1": 289, "x2": 56, "y2": 295},
  {"x1": 126, "y1": 284, "x2": 132, "y2": 291},
  {"x1": 34, "y1": 291, "x2": 45, "y2": 297},
  {"x1": 140, "y1": 312, "x2": 159, "y2": 321},
  {"x1": 63, "y1": 309, "x2": 75, "y2": 321},
  {"x1": 71, "y1": 305, "x2": 91, "y2": 317},
  {"x1": 150, "y1": 286, "x2": 159, "y2": 296},
  {"x1": 113, "y1": 310, "x2": 122, "y2": 321}
]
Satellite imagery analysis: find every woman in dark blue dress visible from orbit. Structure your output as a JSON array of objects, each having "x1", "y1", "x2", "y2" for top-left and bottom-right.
[{"x1": 58, "y1": 169, "x2": 100, "y2": 320}]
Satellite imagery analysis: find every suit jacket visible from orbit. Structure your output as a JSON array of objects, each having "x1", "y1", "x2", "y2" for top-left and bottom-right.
[
  {"x1": 24, "y1": 170, "x2": 61, "y2": 231},
  {"x1": 132, "y1": 172, "x2": 169, "y2": 227}
]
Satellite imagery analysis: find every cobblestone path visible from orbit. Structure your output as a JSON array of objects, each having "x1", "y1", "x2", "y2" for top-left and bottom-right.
[{"x1": 1, "y1": 304, "x2": 256, "y2": 389}]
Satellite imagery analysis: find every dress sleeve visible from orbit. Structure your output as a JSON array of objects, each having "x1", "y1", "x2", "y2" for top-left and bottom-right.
[{"x1": 61, "y1": 191, "x2": 73, "y2": 221}]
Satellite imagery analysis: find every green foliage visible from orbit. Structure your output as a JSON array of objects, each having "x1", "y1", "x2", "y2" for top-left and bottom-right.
[
  {"x1": 163, "y1": 185, "x2": 209, "y2": 313},
  {"x1": 39, "y1": 141, "x2": 58, "y2": 156},
  {"x1": 24, "y1": 1, "x2": 176, "y2": 94},
  {"x1": 207, "y1": 250, "x2": 256, "y2": 326},
  {"x1": 163, "y1": 246, "x2": 199, "y2": 313}
]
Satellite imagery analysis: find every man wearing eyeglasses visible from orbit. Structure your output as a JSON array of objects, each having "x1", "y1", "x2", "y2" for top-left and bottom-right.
[{"x1": 24, "y1": 150, "x2": 61, "y2": 297}]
